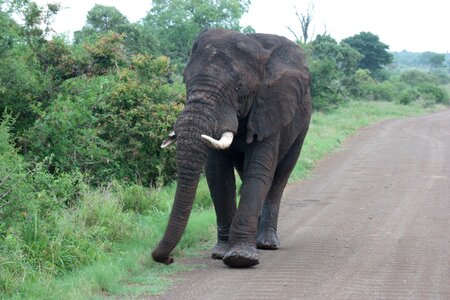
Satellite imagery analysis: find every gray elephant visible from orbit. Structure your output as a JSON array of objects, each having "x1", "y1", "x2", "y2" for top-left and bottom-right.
[{"x1": 152, "y1": 29, "x2": 312, "y2": 268}]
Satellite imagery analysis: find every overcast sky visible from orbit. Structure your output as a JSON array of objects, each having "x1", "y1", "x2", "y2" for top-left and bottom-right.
[{"x1": 35, "y1": 0, "x2": 449, "y2": 53}]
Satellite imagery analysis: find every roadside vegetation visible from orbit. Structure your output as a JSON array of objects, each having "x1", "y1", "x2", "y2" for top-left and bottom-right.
[{"x1": 1, "y1": 0, "x2": 449, "y2": 298}]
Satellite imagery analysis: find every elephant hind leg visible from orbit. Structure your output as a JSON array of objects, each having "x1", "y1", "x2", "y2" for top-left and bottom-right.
[{"x1": 257, "y1": 133, "x2": 306, "y2": 250}]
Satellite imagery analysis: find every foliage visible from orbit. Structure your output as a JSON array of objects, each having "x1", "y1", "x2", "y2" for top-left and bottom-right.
[
  {"x1": 342, "y1": 31, "x2": 393, "y2": 75},
  {"x1": 421, "y1": 52, "x2": 446, "y2": 69},
  {"x1": 305, "y1": 34, "x2": 362, "y2": 111},
  {"x1": 3, "y1": 0, "x2": 61, "y2": 51},
  {"x1": 0, "y1": 116, "x2": 97, "y2": 293},
  {"x1": 93, "y1": 60, "x2": 184, "y2": 185},
  {"x1": 0, "y1": 44, "x2": 49, "y2": 134},
  {"x1": 351, "y1": 68, "x2": 449, "y2": 105},
  {"x1": 25, "y1": 53, "x2": 184, "y2": 186},
  {"x1": 0, "y1": 4, "x2": 19, "y2": 55},
  {"x1": 392, "y1": 51, "x2": 450, "y2": 72},
  {"x1": 144, "y1": 0, "x2": 251, "y2": 63},
  {"x1": 74, "y1": 4, "x2": 159, "y2": 55},
  {"x1": 83, "y1": 32, "x2": 128, "y2": 74}
]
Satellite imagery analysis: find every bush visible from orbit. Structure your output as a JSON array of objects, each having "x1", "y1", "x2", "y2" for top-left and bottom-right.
[
  {"x1": 398, "y1": 89, "x2": 419, "y2": 105},
  {"x1": 0, "y1": 118, "x2": 141, "y2": 294},
  {"x1": 25, "y1": 75, "x2": 117, "y2": 184},
  {"x1": 0, "y1": 46, "x2": 49, "y2": 134},
  {"x1": 0, "y1": 117, "x2": 100, "y2": 294},
  {"x1": 0, "y1": 116, "x2": 35, "y2": 224},
  {"x1": 399, "y1": 69, "x2": 435, "y2": 85},
  {"x1": 417, "y1": 82, "x2": 449, "y2": 104},
  {"x1": 306, "y1": 35, "x2": 362, "y2": 111},
  {"x1": 309, "y1": 59, "x2": 345, "y2": 111},
  {"x1": 26, "y1": 54, "x2": 184, "y2": 186}
]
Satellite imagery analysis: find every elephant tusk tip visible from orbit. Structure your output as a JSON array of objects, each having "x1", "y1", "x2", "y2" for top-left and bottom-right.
[{"x1": 161, "y1": 131, "x2": 177, "y2": 149}]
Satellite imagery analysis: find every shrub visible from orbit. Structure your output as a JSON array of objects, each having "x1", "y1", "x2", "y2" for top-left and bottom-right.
[
  {"x1": 398, "y1": 89, "x2": 419, "y2": 105},
  {"x1": 0, "y1": 116, "x2": 35, "y2": 224},
  {"x1": 417, "y1": 82, "x2": 449, "y2": 104},
  {"x1": 26, "y1": 54, "x2": 184, "y2": 186},
  {"x1": 0, "y1": 117, "x2": 98, "y2": 294},
  {"x1": 309, "y1": 59, "x2": 345, "y2": 111},
  {"x1": 0, "y1": 46, "x2": 49, "y2": 134},
  {"x1": 399, "y1": 69, "x2": 436, "y2": 86},
  {"x1": 25, "y1": 75, "x2": 117, "y2": 184}
]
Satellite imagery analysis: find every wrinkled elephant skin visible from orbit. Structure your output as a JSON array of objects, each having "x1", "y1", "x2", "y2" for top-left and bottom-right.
[{"x1": 152, "y1": 29, "x2": 312, "y2": 268}]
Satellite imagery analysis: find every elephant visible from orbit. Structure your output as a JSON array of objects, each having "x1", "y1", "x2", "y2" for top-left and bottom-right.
[{"x1": 152, "y1": 29, "x2": 312, "y2": 268}]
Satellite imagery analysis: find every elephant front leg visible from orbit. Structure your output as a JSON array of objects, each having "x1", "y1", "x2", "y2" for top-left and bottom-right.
[
  {"x1": 223, "y1": 141, "x2": 278, "y2": 267},
  {"x1": 205, "y1": 150, "x2": 236, "y2": 259}
]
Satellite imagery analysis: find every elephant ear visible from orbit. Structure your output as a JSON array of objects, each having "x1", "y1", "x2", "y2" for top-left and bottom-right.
[{"x1": 247, "y1": 43, "x2": 310, "y2": 143}]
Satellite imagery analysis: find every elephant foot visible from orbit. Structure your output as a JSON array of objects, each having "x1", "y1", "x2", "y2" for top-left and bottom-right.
[
  {"x1": 222, "y1": 243, "x2": 259, "y2": 268},
  {"x1": 211, "y1": 240, "x2": 229, "y2": 259},
  {"x1": 256, "y1": 229, "x2": 280, "y2": 250}
]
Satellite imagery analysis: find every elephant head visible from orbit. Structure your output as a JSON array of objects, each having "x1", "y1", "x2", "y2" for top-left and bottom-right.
[{"x1": 152, "y1": 29, "x2": 310, "y2": 264}]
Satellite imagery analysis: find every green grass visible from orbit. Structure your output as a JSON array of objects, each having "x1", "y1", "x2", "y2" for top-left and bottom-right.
[
  {"x1": 1, "y1": 100, "x2": 444, "y2": 299},
  {"x1": 7, "y1": 207, "x2": 216, "y2": 299}
]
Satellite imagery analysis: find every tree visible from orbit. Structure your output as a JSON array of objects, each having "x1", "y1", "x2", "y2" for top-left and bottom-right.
[
  {"x1": 309, "y1": 34, "x2": 362, "y2": 76},
  {"x1": 3, "y1": 0, "x2": 61, "y2": 51},
  {"x1": 305, "y1": 34, "x2": 362, "y2": 110},
  {"x1": 145, "y1": 0, "x2": 251, "y2": 63},
  {"x1": 74, "y1": 4, "x2": 129, "y2": 43},
  {"x1": 420, "y1": 52, "x2": 445, "y2": 69},
  {"x1": 342, "y1": 32, "x2": 393, "y2": 74},
  {"x1": 288, "y1": 2, "x2": 315, "y2": 44},
  {"x1": 74, "y1": 5, "x2": 158, "y2": 55},
  {"x1": 0, "y1": 0, "x2": 59, "y2": 134}
]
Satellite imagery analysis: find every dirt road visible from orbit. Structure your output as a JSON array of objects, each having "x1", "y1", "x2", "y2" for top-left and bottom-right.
[{"x1": 152, "y1": 110, "x2": 450, "y2": 299}]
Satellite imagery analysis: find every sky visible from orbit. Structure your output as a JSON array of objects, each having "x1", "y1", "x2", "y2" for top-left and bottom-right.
[{"x1": 34, "y1": 0, "x2": 450, "y2": 53}]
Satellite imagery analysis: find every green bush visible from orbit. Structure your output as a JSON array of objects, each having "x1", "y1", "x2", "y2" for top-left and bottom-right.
[
  {"x1": 417, "y1": 82, "x2": 449, "y2": 104},
  {"x1": 399, "y1": 69, "x2": 435, "y2": 85},
  {"x1": 0, "y1": 116, "x2": 35, "y2": 224},
  {"x1": 0, "y1": 117, "x2": 99, "y2": 294},
  {"x1": 95, "y1": 64, "x2": 183, "y2": 185},
  {"x1": 309, "y1": 59, "x2": 345, "y2": 111},
  {"x1": 0, "y1": 119, "x2": 141, "y2": 294},
  {"x1": 0, "y1": 46, "x2": 49, "y2": 134},
  {"x1": 306, "y1": 34, "x2": 362, "y2": 111},
  {"x1": 25, "y1": 75, "x2": 117, "y2": 184},
  {"x1": 391, "y1": 70, "x2": 449, "y2": 105},
  {"x1": 398, "y1": 89, "x2": 419, "y2": 105},
  {"x1": 26, "y1": 54, "x2": 184, "y2": 186}
]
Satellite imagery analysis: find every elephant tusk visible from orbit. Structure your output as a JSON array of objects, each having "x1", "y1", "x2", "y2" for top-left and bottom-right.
[
  {"x1": 201, "y1": 132, "x2": 234, "y2": 150},
  {"x1": 161, "y1": 131, "x2": 177, "y2": 148}
]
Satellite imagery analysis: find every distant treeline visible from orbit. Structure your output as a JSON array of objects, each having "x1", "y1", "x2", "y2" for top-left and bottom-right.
[{"x1": 392, "y1": 51, "x2": 450, "y2": 71}]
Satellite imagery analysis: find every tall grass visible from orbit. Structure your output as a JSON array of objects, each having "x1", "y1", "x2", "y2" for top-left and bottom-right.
[{"x1": 1, "y1": 100, "x2": 443, "y2": 299}]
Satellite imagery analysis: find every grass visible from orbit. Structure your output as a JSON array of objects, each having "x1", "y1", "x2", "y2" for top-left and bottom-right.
[{"x1": 1, "y1": 100, "x2": 444, "y2": 299}]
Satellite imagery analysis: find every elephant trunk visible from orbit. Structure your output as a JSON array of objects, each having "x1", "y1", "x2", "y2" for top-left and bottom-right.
[{"x1": 152, "y1": 115, "x2": 210, "y2": 264}]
